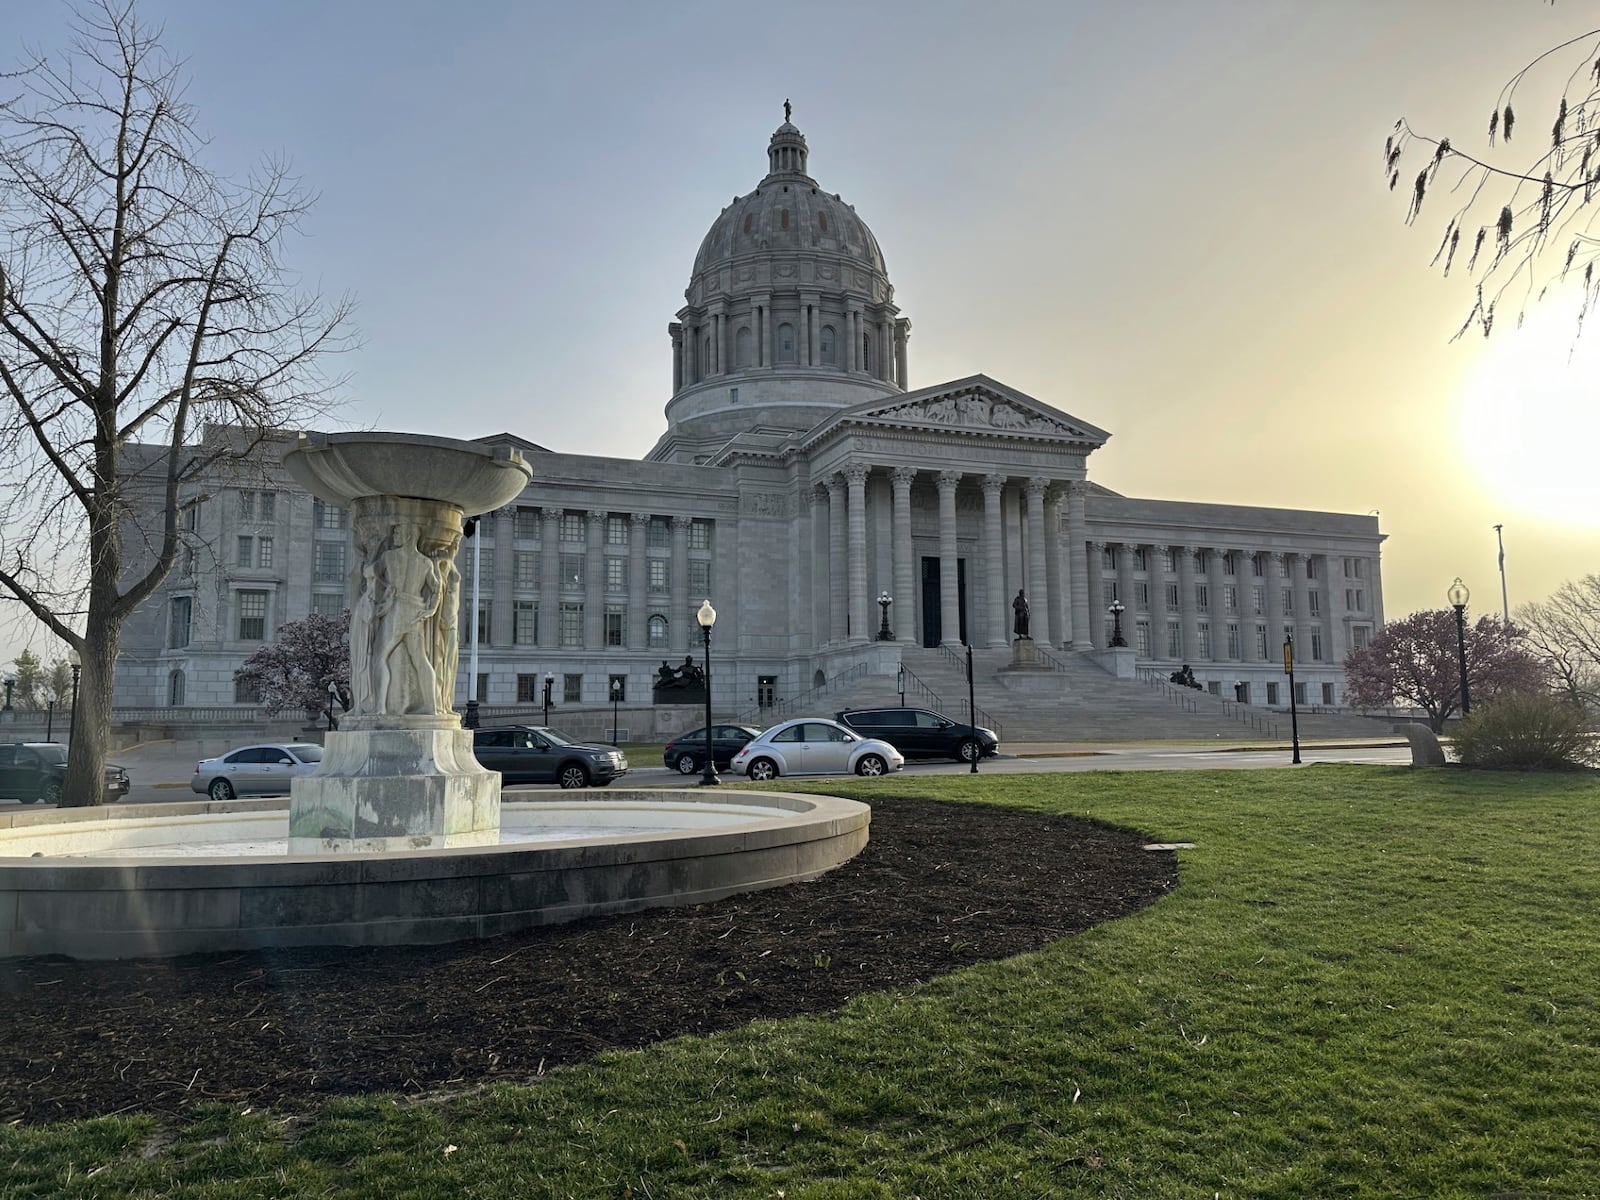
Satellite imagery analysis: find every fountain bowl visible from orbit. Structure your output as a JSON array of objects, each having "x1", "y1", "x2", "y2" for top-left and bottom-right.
[
  {"x1": 0, "y1": 790, "x2": 870, "y2": 960},
  {"x1": 281, "y1": 431, "x2": 532, "y2": 514}
]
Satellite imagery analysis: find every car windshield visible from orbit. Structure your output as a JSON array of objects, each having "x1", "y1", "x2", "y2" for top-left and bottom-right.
[
  {"x1": 289, "y1": 745, "x2": 324, "y2": 763},
  {"x1": 31, "y1": 744, "x2": 67, "y2": 765},
  {"x1": 534, "y1": 728, "x2": 577, "y2": 746}
]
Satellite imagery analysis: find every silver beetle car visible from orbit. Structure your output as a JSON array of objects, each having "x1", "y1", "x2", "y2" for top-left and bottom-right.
[{"x1": 728, "y1": 718, "x2": 904, "y2": 780}]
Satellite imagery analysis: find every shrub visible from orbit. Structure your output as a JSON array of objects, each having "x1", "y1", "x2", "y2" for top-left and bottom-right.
[{"x1": 1451, "y1": 694, "x2": 1597, "y2": 770}]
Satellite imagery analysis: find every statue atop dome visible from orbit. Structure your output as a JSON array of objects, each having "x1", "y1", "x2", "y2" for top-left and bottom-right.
[{"x1": 784, "y1": 98, "x2": 791, "y2": 122}]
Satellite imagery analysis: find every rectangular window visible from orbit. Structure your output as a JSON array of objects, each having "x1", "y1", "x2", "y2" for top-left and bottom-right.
[
  {"x1": 1197, "y1": 623, "x2": 1212, "y2": 657},
  {"x1": 311, "y1": 592, "x2": 344, "y2": 620},
  {"x1": 1257, "y1": 625, "x2": 1269, "y2": 658},
  {"x1": 606, "y1": 556, "x2": 627, "y2": 591},
  {"x1": 1310, "y1": 631, "x2": 1324, "y2": 661},
  {"x1": 605, "y1": 605, "x2": 625, "y2": 647},
  {"x1": 477, "y1": 548, "x2": 495, "y2": 584},
  {"x1": 1162, "y1": 549, "x2": 1177, "y2": 573},
  {"x1": 459, "y1": 600, "x2": 491, "y2": 644},
  {"x1": 1102, "y1": 545, "x2": 1117, "y2": 570},
  {"x1": 513, "y1": 507, "x2": 539, "y2": 540},
  {"x1": 688, "y1": 520, "x2": 712, "y2": 551},
  {"x1": 1353, "y1": 625, "x2": 1371, "y2": 649},
  {"x1": 560, "y1": 602, "x2": 583, "y2": 646},
  {"x1": 314, "y1": 541, "x2": 345, "y2": 584},
  {"x1": 1223, "y1": 585, "x2": 1237, "y2": 612},
  {"x1": 559, "y1": 553, "x2": 585, "y2": 590},
  {"x1": 514, "y1": 599, "x2": 537, "y2": 645},
  {"x1": 515, "y1": 551, "x2": 539, "y2": 590},
  {"x1": 1346, "y1": 589, "x2": 1365, "y2": 612},
  {"x1": 1227, "y1": 622, "x2": 1241, "y2": 659},
  {"x1": 1135, "y1": 621, "x2": 1151, "y2": 656},
  {"x1": 237, "y1": 490, "x2": 255, "y2": 521},
  {"x1": 1282, "y1": 588, "x2": 1294, "y2": 615},
  {"x1": 689, "y1": 560, "x2": 711, "y2": 597},
  {"x1": 1266, "y1": 681, "x2": 1280, "y2": 705},
  {"x1": 1195, "y1": 584, "x2": 1209, "y2": 611},
  {"x1": 1278, "y1": 556, "x2": 1289, "y2": 577},
  {"x1": 1103, "y1": 580, "x2": 1119, "y2": 607},
  {"x1": 563, "y1": 673, "x2": 582, "y2": 703},
  {"x1": 477, "y1": 600, "x2": 491, "y2": 644},
  {"x1": 234, "y1": 678, "x2": 262, "y2": 704},
  {"x1": 648, "y1": 559, "x2": 670, "y2": 593},
  {"x1": 1252, "y1": 586, "x2": 1264, "y2": 615},
  {"x1": 606, "y1": 515, "x2": 628, "y2": 546},
  {"x1": 257, "y1": 537, "x2": 274, "y2": 569},
  {"x1": 1168, "y1": 623, "x2": 1183, "y2": 658},
  {"x1": 1224, "y1": 552, "x2": 1237, "y2": 576},
  {"x1": 608, "y1": 673, "x2": 627, "y2": 703},
  {"x1": 648, "y1": 517, "x2": 670, "y2": 549},
  {"x1": 1306, "y1": 557, "x2": 1319, "y2": 580},
  {"x1": 1133, "y1": 547, "x2": 1147, "y2": 572},
  {"x1": 1308, "y1": 590, "x2": 1321, "y2": 616},
  {"x1": 1135, "y1": 581, "x2": 1150, "y2": 611},
  {"x1": 1252, "y1": 554, "x2": 1265, "y2": 578},
  {"x1": 1322, "y1": 682, "x2": 1335, "y2": 704},
  {"x1": 236, "y1": 535, "x2": 253, "y2": 567},
  {"x1": 1345, "y1": 557, "x2": 1363, "y2": 579},
  {"x1": 169, "y1": 596, "x2": 192, "y2": 648},
  {"x1": 259, "y1": 492, "x2": 276, "y2": 521},
  {"x1": 313, "y1": 499, "x2": 347, "y2": 530},
  {"x1": 1165, "y1": 582, "x2": 1180, "y2": 608},
  {"x1": 517, "y1": 674, "x2": 540, "y2": 702},
  {"x1": 237, "y1": 589, "x2": 268, "y2": 640},
  {"x1": 1195, "y1": 551, "x2": 1209, "y2": 575},
  {"x1": 182, "y1": 501, "x2": 199, "y2": 532},
  {"x1": 556, "y1": 512, "x2": 581, "y2": 542},
  {"x1": 1294, "y1": 682, "x2": 1307, "y2": 705}
]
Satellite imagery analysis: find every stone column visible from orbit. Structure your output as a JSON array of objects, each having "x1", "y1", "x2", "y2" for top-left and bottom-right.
[
  {"x1": 1150, "y1": 544, "x2": 1170, "y2": 658},
  {"x1": 1319, "y1": 555, "x2": 1343, "y2": 663},
  {"x1": 628, "y1": 513, "x2": 649, "y2": 648},
  {"x1": 670, "y1": 323, "x2": 683, "y2": 393},
  {"x1": 878, "y1": 319, "x2": 891, "y2": 382},
  {"x1": 982, "y1": 474, "x2": 1008, "y2": 647},
  {"x1": 1208, "y1": 548, "x2": 1230, "y2": 662},
  {"x1": 895, "y1": 319, "x2": 910, "y2": 390},
  {"x1": 1085, "y1": 542, "x2": 1106, "y2": 649},
  {"x1": 827, "y1": 475, "x2": 847, "y2": 644},
  {"x1": 845, "y1": 462, "x2": 870, "y2": 643},
  {"x1": 1024, "y1": 477, "x2": 1051, "y2": 648},
  {"x1": 806, "y1": 297, "x2": 820, "y2": 366},
  {"x1": 937, "y1": 470, "x2": 962, "y2": 647},
  {"x1": 1178, "y1": 545, "x2": 1199, "y2": 662},
  {"x1": 1117, "y1": 541, "x2": 1137, "y2": 650},
  {"x1": 670, "y1": 515, "x2": 691, "y2": 652},
  {"x1": 1267, "y1": 552, "x2": 1285, "y2": 651},
  {"x1": 1291, "y1": 552, "x2": 1314, "y2": 662},
  {"x1": 709, "y1": 314, "x2": 720, "y2": 376},
  {"x1": 813, "y1": 484, "x2": 830, "y2": 643},
  {"x1": 757, "y1": 298, "x2": 769, "y2": 368},
  {"x1": 539, "y1": 508, "x2": 561, "y2": 650},
  {"x1": 585, "y1": 509, "x2": 606, "y2": 648},
  {"x1": 1044, "y1": 488, "x2": 1066, "y2": 650},
  {"x1": 1066, "y1": 481, "x2": 1092, "y2": 650},
  {"x1": 891, "y1": 467, "x2": 917, "y2": 646}
]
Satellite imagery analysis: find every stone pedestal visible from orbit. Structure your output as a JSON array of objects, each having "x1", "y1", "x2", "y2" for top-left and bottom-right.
[
  {"x1": 289, "y1": 726, "x2": 499, "y2": 854},
  {"x1": 1009, "y1": 638, "x2": 1042, "y2": 669}
]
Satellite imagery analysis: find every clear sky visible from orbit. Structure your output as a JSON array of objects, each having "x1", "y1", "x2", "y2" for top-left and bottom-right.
[{"x1": 5, "y1": 0, "x2": 1597, "y2": 670}]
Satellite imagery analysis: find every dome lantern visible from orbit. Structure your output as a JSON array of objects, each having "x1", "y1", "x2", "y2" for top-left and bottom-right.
[{"x1": 767, "y1": 99, "x2": 809, "y2": 179}]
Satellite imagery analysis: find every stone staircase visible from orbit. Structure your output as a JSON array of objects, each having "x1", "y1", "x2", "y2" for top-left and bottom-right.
[{"x1": 806, "y1": 644, "x2": 1391, "y2": 744}]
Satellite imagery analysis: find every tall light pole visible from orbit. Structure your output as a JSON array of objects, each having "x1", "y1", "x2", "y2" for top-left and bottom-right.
[
  {"x1": 463, "y1": 516, "x2": 481, "y2": 729},
  {"x1": 610, "y1": 677, "x2": 622, "y2": 746},
  {"x1": 542, "y1": 671, "x2": 554, "y2": 727},
  {"x1": 697, "y1": 599, "x2": 719, "y2": 786},
  {"x1": 1449, "y1": 577, "x2": 1472, "y2": 717},
  {"x1": 897, "y1": 662, "x2": 905, "y2": 706},
  {"x1": 67, "y1": 647, "x2": 80, "y2": 745},
  {"x1": 2, "y1": 673, "x2": 13, "y2": 712},
  {"x1": 876, "y1": 591, "x2": 894, "y2": 641},
  {"x1": 1108, "y1": 600, "x2": 1127, "y2": 648},
  {"x1": 966, "y1": 642, "x2": 979, "y2": 775},
  {"x1": 1283, "y1": 633, "x2": 1302, "y2": 765},
  {"x1": 1494, "y1": 525, "x2": 1509, "y2": 623}
]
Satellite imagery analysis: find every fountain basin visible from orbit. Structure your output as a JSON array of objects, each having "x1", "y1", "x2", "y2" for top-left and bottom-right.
[
  {"x1": 0, "y1": 790, "x2": 870, "y2": 960},
  {"x1": 280, "y1": 431, "x2": 532, "y2": 513}
]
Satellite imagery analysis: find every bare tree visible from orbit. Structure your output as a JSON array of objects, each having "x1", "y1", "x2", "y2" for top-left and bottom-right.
[
  {"x1": 1386, "y1": 24, "x2": 1600, "y2": 337},
  {"x1": 1515, "y1": 575, "x2": 1600, "y2": 712},
  {"x1": 0, "y1": 2, "x2": 352, "y2": 805}
]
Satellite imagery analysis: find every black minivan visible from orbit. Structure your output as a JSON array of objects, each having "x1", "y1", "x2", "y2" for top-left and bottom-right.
[{"x1": 833, "y1": 708, "x2": 999, "y2": 764}]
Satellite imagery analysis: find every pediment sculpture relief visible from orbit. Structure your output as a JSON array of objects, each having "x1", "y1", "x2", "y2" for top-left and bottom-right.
[{"x1": 872, "y1": 393, "x2": 1077, "y2": 435}]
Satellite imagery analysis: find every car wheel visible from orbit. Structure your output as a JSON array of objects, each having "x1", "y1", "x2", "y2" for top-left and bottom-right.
[
  {"x1": 747, "y1": 757, "x2": 779, "y2": 781},
  {"x1": 30, "y1": 780, "x2": 59, "y2": 805},
  {"x1": 675, "y1": 752, "x2": 699, "y2": 775},
  {"x1": 855, "y1": 754, "x2": 888, "y2": 777},
  {"x1": 956, "y1": 739, "x2": 981, "y2": 763},
  {"x1": 208, "y1": 778, "x2": 235, "y2": 802},
  {"x1": 558, "y1": 763, "x2": 590, "y2": 789}
]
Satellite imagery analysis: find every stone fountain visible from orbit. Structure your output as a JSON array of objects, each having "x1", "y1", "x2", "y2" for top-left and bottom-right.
[{"x1": 281, "y1": 431, "x2": 532, "y2": 853}]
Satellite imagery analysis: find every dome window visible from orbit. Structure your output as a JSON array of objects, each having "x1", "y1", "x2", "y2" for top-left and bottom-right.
[
  {"x1": 743, "y1": 213, "x2": 753, "y2": 234},
  {"x1": 781, "y1": 209, "x2": 790, "y2": 230},
  {"x1": 820, "y1": 325, "x2": 836, "y2": 366},
  {"x1": 818, "y1": 213, "x2": 828, "y2": 232},
  {"x1": 777, "y1": 322, "x2": 796, "y2": 363},
  {"x1": 735, "y1": 326, "x2": 753, "y2": 368}
]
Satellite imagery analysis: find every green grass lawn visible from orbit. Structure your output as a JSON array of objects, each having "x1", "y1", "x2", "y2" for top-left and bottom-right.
[{"x1": 5, "y1": 766, "x2": 1598, "y2": 1198}]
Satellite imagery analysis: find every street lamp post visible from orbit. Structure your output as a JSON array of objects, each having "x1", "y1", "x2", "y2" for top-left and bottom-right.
[
  {"x1": 1283, "y1": 633, "x2": 1302, "y2": 765},
  {"x1": 1449, "y1": 577, "x2": 1472, "y2": 717},
  {"x1": 67, "y1": 649, "x2": 80, "y2": 744},
  {"x1": 876, "y1": 591, "x2": 895, "y2": 641},
  {"x1": 897, "y1": 663, "x2": 905, "y2": 706},
  {"x1": 610, "y1": 677, "x2": 622, "y2": 746},
  {"x1": 966, "y1": 643, "x2": 979, "y2": 774},
  {"x1": 45, "y1": 699, "x2": 55, "y2": 743},
  {"x1": 1108, "y1": 600, "x2": 1127, "y2": 648},
  {"x1": 327, "y1": 681, "x2": 339, "y2": 733},
  {"x1": 2, "y1": 673, "x2": 13, "y2": 712},
  {"x1": 542, "y1": 671, "x2": 555, "y2": 727},
  {"x1": 697, "y1": 599, "x2": 719, "y2": 786}
]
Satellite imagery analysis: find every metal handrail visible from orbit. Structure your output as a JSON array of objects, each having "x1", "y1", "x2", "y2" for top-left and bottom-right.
[
  {"x1": 925, "y1": 644, "x2": 1000, "y2": 730},
  {"x1": 1134, "y1": 669, "x2": 1279, "y2": 737},
  {"x1": 896, "y1": 663, "x2": 1000, "y2": 735},
  {"x1": 731, "y1": 662, "x2": 870, "y2": 725}
]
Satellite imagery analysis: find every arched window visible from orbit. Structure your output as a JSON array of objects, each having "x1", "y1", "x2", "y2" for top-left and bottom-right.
[
  {"x1": 777, "y1": 322, "x2": 796, "y2": 363},
  {"x1": 812, "y1": 668, "x2": 826, "y2": 689},
  {"x1": 168, "y1": 669, "x2": 186, "y2": 707},
  {"x1": 648, "y1": 614, "x2": 668, "y2": 649},
  {"x1": 862, "y1": 332, "x2": 873, "y2": 374},
  {"x1": 703, "y1": 337, "x2": 712, "y2": 371},
  {"x1": 820, "y1": 325, "x2": 836, "y2": 366},
  {"x1": 735, "y1": 325, "x2": 752, "y2": 368}
]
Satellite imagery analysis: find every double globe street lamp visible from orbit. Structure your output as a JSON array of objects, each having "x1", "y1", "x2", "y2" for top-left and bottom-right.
[
  {"x1": 1107, "y1": 600, "x2": 1127, "y2": 648},
  {"x1": 1449, "y1": 577, "x2": 1471, "y2": 717},
  {"x1": 876, "y1": 591, "x2": 895, "y2": 641},
  {"x1": 697, "y1": 599, "x2": 719, "y2": 786}
]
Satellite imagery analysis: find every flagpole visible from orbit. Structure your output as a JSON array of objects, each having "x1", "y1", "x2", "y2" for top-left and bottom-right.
[{"x1": 1494, "y1": 524, "x2": 1508, "y2": 623}]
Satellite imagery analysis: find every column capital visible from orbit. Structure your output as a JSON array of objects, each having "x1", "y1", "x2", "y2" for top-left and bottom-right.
[
  {"x1": 671, "y1": 514, "x2": 693, "y2": 531},
  {"x1": 1065, "y1": 479, "x2": 1088, "y2": 497},
  {"x1": 891, "y1": 465, "x2": 918, "y2": 489},
  {"x1": 827, "y1": 472, "x2": 848, "y2": 497},
  {"x1": 631, "y1": 512, "x2": 651, "y2": 526},
  {"x1": 936, "y1": 470, "x2": 962, "y2": 493},
  {"x1": 843, "y1": 461, "x2": 870, "y2": 487},
  {"x1": 980, "y1": 472, "x2": 1006, "y2": 497},
  {"x1": 1024, "y1": 476, "x2": 1050, "y2": 500},
  {"x1": 1089, "y1": 539, "x2": 1108, "y2": 552},
  {"x1": 542, "y1": 507, "x2": 562, "y2": 526},
  {"x1": 587, "y1": 508, "x2": 608, "y2": 522}
]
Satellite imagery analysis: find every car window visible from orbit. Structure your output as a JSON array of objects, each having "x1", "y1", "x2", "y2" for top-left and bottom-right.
[
  {"x1": 513, "y1": 730, "x2": 540, "y2": 749},
  {"x1": 32, "y1": 744, "x2": 67, "y2": 765},
  {"x1": 224, "y1": 748, "x2": 262, "y2": 764},
  {"x1": 14, "y1": 748, "x2": 38, "y2": 767},
  {"x1": 915, "y1": 711, "x2": 944, "y2": 728},
  {"x1": 771, "y1": 725, "x2": 804, "y2": 743},
  {"x1": 797, "y1": 722, "x2": 837, "y2": 742},
  {"x1": 680, "y1": 728, "x2": 707, "y2": 742},
  {"x1": 539, "y1": 728, "x2": 576, "y2": 746},
  {"x1": 0, "y1": 747, "x2": 13, "y2": 766},
  {"x1": 849, "y1": 711, "x2": 884, "y2": 727},
  {"x1": 289, "y1": 745, "x2": 323, "y2": 763},
  {"x1": 476, "y1": 731, "x2": 510, "y2": 749},
  {"x1": 715, "y1": 726, "x2": 746, "y2": 739}
]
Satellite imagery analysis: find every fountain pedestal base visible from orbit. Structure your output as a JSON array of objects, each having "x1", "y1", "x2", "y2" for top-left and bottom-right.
[{"x1": 289, "y1": 727, "x2": 500, "y2": 854}]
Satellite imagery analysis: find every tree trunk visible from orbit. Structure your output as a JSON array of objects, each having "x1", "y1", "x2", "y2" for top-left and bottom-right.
[{"x1": 60, "y1": 616, "x2": 120, "y2": 808}]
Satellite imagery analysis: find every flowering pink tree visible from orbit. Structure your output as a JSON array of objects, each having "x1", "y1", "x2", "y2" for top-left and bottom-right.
[
  {"x1": 1343, "y1": 609, "x2": 1547, "y2": 732},
  {"x1": 233, "y1": 612, "x2": 350, "y2": 722}
]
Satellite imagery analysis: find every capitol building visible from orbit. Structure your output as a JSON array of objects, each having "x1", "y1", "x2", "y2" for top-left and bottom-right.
[{"x1": 114, "y1": 113, "x2": 1386, "y2": 727}]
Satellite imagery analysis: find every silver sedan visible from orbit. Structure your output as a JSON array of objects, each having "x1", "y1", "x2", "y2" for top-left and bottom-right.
[
  {"x1": 190, "y1": 743, "x2": 324, "y2": 801},
  {"x1": 729, "y1": 718, "x2": 904, "y2": 780}
]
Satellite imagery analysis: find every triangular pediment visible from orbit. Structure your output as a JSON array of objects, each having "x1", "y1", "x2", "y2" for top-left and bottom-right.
[{"x1": 839, "y1": 375, "x2": 1110, "y2": 446}]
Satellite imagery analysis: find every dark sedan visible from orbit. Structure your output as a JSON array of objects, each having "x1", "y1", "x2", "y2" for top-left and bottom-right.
[{"x1": 662, "y1": 724, "x2": 763, "y2": 774}]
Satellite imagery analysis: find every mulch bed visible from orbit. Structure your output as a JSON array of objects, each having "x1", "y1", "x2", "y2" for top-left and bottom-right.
[{"x1": 0, "y1": 795, "x2": 1177, "y2": 1126}]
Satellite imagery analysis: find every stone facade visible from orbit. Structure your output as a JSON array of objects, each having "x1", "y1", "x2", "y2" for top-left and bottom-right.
[{"x1": 112, "y1": 115, "x2": 1385, "y2": 719}]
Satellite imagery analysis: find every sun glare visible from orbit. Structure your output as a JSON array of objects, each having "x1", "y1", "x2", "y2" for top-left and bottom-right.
[{"x1": 1456, "y1": 309, "x2": 1600, "y2": 528}]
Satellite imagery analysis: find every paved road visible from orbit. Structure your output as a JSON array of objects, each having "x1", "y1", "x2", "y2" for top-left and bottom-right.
[{"x1": 39, "y1": 740, "x2": 1413, "y2": 808}]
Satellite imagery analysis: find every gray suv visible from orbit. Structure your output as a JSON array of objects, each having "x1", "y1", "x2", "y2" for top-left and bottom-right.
[
  {"x1": 0, "y1": 742, "x2": 131, "y2": 804},
  {"x1": 472, "y1": 725, "x2": 628, "y2": 789},
  {"x1": 834, "y1": 707, "x2": 999, "y2": 764}
]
